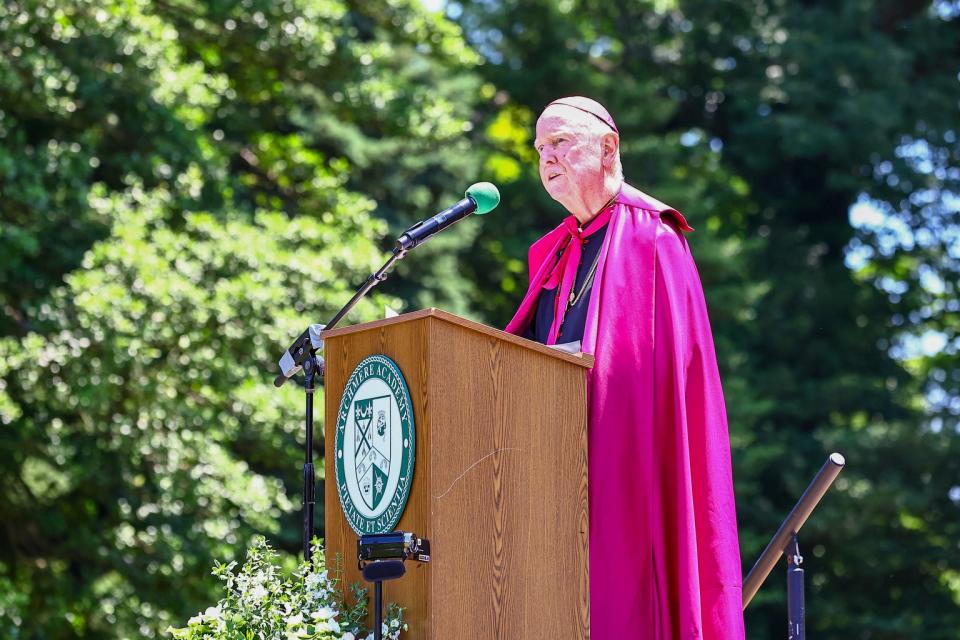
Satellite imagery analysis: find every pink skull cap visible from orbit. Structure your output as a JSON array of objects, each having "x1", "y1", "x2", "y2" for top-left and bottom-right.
[{"x1": 545, "y1": 96, "x2": 618, "y2": 134}]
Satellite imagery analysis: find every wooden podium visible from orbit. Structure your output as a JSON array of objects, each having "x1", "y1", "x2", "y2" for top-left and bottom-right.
[{"x1": 323, "y1": 308, "x2": 593, "y2": 639}]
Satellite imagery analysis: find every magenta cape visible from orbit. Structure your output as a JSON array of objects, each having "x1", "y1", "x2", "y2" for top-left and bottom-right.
[{"x1": 506, "y1": 184, "x2": 745, "y2": 639}]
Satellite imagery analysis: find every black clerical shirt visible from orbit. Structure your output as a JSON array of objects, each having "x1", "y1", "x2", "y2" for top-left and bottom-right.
[{"x1": 524, "y1": 222, "x2": 608, "y2": 344}]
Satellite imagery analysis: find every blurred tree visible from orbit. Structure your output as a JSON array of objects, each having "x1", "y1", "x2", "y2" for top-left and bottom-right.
[
  {"x1": 0, "y1": 0, "x2": 481, "y2": 637},
  {"x1": 452, "y1": 0, "x2": 960, "y2": 637},
  {"x1": 0, "y1": 176, "x2": 392, "y2": 637}
]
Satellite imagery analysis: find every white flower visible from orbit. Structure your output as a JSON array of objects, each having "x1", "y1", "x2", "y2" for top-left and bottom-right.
[
  {"x1": 305, "y1": 570, "x2": 330, "y2": 590},
  {"x1": 304, "y1": 572, "x2": 323, "y2": 590},
  {"x1": 248, "y1": 584, "x2": 268, "y2": 602},
  {"x1": 311, "y1": 607, "x2": 334, "y2": 621},
  {"x1": 390, "y1": 619, "x2": 399, "y2": 629},
  {"x1": 286, "y1": 613, "x2": 304, "y2": 627},
  {"x1": 187, "y1": 615, "x2": 202, "y2": 626},
  {"x1": 202, "y1": 605, "x2": 222, "y2": 621},
  {"x1": 341, "y1": 633, "x2": 355, "y2": 640}
]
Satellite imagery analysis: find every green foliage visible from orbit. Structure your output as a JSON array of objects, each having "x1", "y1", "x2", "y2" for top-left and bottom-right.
[
  {"x1": 0, "y1": 0, "x2": 479, "y2": 637},
  {"x1": 0, "y1": 174, "x2": 395, "y2": 637},
  {"x1": 167, "y1": 537, "x2": 405, "y2": 640},
  {"x1": 0, "y1": 0, "x2": 485, "y2": 336}
]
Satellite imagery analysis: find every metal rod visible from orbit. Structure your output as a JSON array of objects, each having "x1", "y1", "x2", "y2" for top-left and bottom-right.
[
  {"x1": 742, "y1": 453, "x2": 845, "y2": 609},
  {"x1": 787, "y1": 534, "x2": 805, "y2": 640},
  {"x1": 374, "y1": 580, "x2": 383, "y2": 640}
]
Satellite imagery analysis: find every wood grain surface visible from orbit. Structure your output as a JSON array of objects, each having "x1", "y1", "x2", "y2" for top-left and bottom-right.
[{"x1": 324, "y1": 310, "x2": 590, "y2": 639}]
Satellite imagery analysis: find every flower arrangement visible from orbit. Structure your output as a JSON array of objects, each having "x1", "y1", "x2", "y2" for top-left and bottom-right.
[{"x1": 168, "y1": 537, "x2": 406, "y2": 640}]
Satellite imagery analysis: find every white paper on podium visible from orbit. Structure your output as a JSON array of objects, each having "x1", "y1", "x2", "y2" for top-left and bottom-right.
[{"x1": 549, "y1": 340, "x2": 582, "y2": 354}]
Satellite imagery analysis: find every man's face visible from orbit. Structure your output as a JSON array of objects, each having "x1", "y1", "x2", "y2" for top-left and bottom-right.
[{"x1": 534, "y1": 106, "x2": 605, "y2": 211}]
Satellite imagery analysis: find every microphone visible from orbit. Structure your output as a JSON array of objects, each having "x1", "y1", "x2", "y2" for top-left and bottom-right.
[{"x1": 395, "y1": 182, "x2": 500, "y2": 251}]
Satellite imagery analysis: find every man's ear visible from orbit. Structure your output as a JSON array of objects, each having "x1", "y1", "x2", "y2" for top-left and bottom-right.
[{"x1": 601, "y1": 132, "x2": 619, "y2": 168}]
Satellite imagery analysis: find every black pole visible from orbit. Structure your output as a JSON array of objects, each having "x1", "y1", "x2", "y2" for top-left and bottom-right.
[
  {"x1": 302, "y1": 355, "x2": 318, "y2": 561},
  {"x1": 374, "y1": 580, "x2": 384, "y2": 640},
  {"x1": 787, "y1": 534, "x2": 805, "y2": 640}
]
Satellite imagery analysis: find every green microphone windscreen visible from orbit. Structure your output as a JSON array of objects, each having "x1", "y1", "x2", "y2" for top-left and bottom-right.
[{"x1": 465, "y1": 182, "x2": 500, "y2": 215}]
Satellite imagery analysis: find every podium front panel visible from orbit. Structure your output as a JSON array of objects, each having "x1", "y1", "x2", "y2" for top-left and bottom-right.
[{"x1": 324, "y1": 310, "x2": 589, "y2": 639}]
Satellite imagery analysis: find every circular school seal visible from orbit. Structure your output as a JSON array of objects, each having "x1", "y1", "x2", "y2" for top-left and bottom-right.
[{"x1": 334, "y1": 354, "x2": 415, "y2": 536}]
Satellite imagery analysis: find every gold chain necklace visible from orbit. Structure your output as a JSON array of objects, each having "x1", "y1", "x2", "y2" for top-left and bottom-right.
[
  {"x1": 565, "y1": 195, "x2": 616, "y2": 309},
  {"x1": 567, "y1": 249, "x2": 601, "y2": 307}
]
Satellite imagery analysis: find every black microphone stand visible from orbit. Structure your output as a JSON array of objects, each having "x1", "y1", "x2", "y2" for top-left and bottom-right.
[{"x1": 276, "y1": 246, "x2": 409, "y2": 562}]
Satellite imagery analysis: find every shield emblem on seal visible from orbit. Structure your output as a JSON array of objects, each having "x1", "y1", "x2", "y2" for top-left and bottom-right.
[{"x1": 353, "y1": 396, "x2": 392, "y2": 511}]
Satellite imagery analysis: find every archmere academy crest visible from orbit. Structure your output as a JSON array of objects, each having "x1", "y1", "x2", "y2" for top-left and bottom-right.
[{"x1": 334, "y1": 354, "x2": 415, "y2": 536}]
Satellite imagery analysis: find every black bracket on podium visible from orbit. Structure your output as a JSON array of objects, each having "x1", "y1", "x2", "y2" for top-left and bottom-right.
[{"x1": 358, "y1": 532, "x2": 431, "y2": 640}]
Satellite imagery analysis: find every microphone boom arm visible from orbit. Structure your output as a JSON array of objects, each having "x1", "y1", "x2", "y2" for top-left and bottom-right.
[
  {"x1": 273, "y1": 181, "x2": 499, "y2": 387},
  {"x1": 325, "y1": 247, "x2": 408, "y2": 332},
  {"x1": 272, "y1": 247, "x2": 408, "y2": 388}
]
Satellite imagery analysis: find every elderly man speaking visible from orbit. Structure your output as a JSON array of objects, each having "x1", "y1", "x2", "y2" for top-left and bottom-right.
[{"x1": 505, "y1": 97, "x2": 745, "y2": 638}]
